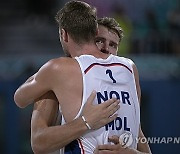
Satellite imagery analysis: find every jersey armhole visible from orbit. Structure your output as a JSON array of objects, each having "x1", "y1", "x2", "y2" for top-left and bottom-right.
[{"x1": 74, "y1": 57, "x2": 87, "y2": 119}]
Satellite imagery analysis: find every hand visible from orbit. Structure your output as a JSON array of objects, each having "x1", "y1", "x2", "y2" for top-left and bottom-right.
[
  {"x1": 94, "y1": 136, "x2": 137, "y2": 154},
  {"x1": 82, "y1": 91, "x2": 120, "y2": 130}
]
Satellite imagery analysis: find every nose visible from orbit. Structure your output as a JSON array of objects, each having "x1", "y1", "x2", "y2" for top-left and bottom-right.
[
  {"x1": 101, "y1": 44, "x2": 109, "y2": 54},
  {"x1": 101, "y1": 46, "x2": 109, "y2": 53},
  {"x1": 102, "y1": 43, "x2": 109, "y2": 51}
]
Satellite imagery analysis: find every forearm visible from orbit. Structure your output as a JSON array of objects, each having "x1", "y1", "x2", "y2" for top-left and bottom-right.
[
  {"x1": 95, "y1": 144, "x2": 152, "y2": 154},
  {"x1": 32, "y1": 117, "x2": 88, "y2": 154},
  {"x1": 14, "y1": 73, "x2": 47, "y2": 108},
  {"x1": 131, "y1": 148, "x2": 151, "y2": 154},
  {"x1": 14, "y1": 74, "x2": 36, "y2": 108},
  {"x1": 136, "y1": 141, "x2": 151, "y2": 154},
  {"x1": 31, "y1": 92, "x2": 120, "y2": 154},
  {"x1": 118, "y1": 147, "x2": 152, "y2": 154},
  {"x1": 137, "y1": 127, "x2": 151, "y2": 154}
]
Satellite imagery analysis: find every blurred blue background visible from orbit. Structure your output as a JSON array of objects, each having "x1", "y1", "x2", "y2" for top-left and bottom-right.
[{"x1": 0, "y1": 0, "x2": 179, "y2": 153}]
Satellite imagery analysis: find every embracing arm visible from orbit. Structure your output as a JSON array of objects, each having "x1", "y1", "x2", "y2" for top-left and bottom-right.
[
  {"x1": 137, "y1": 127, "x2": 151, "y2": 153},
  {"x1": 14, "y1": 60, "x2": 55, "y2": 108},
  {"x1": 31, "y1": 91, "x2": 89, "y2": 154},
  {"x1": 131, "y1": 60, "x2": 151, "y2": 153},
  {"x1": 130, "y1": 60, "x2": 141, "y2": 103},
  {"x1": 31, "y1": 91, "x2": 120, "y2": 154},
  {"x1": 31, "y1": 92, "x2": 88, "y2": 154}
]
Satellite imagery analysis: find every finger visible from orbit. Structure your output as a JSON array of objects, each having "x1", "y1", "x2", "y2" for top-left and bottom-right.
[
  {"x1": 108, "y1": 136, "x2": 119, "y2": 144},
  {"x1": 98, "y1": 144, "x2": 119, "y2": 151},
  {"x1": 86, "y1": 90, "x2": 96, "y2": 105},
  {"x1": 107, "y1": 114, "x2": 118, "y2": 123},
  {"x1": 103, "y1": 98, "x2": 118, "y2": 108},
  {"x1": 108, "y1": 105, "x2": 120, "y2": 117},
  {"x1": 98, "y1": 145, "x2": 113, "y2": 150},
  {"x1": 107, "y1": 100, "x2": 120, "y2": 116},
  {"x1": 108, "y1": 100, "x2": 120, "y2": 110},
  {"x1": 98, "y1": 150, "x2": 115, "y2": 154},
  {"x1": 93, "y1": 148, "x2": 99, "y2": 154}
]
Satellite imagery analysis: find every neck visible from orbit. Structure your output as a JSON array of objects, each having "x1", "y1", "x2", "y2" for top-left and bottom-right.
[{"x1": 69, "y1": 42, "x2": 110, "y2": 59}]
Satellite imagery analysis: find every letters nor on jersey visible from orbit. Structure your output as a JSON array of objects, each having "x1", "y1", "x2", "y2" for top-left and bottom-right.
[{"x1": 64, "y1": 54, "x2": 140, "y2": 154}]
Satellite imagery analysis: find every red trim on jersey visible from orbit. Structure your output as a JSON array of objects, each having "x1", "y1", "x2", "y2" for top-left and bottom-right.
[
  {"x1": 78, "y1": 139, "x2": 85, "y2": 154},
  {"x1": 84, "y1": 63, "x2": 132, "y2": 74}
]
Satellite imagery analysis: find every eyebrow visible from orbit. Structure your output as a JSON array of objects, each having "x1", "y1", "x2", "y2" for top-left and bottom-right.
[
  {"x1": 110, "y1": 41, "x2": 118, "y2": 46},
  {"x1": 95, "y1": 37, "x2": 105, "y2": 41}
]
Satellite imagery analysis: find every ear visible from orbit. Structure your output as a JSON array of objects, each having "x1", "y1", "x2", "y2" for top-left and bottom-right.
[{"x1": 60, "y1": 28, "x2": 68, "y2": 42}]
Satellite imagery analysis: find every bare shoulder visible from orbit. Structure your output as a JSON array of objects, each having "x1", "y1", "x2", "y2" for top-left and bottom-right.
[
  {"x1": 47, "y1": 57, "x2": 78, "y2": 70},
  {"x1": 39, "y1": 57, "x2": 78, "y2": 75},
  {"x1": 42, "y1": 57, "x2": 80, "y2": 84}
]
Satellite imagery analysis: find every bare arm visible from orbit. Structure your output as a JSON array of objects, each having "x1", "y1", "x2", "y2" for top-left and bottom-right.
[
  {"x1": 137, "y1": 127, "x2": 151, "y2": 153},
  {"x1": 130, "y1": 60, "x2": 141, "y2": 103},
  {"x1": 31, "y1": 91, "x2": 120, "y2": 154},
  {"x1": 14, "y1": 60, "x2": 55, "y2": 108},
  {"x1": 131, "y1": 61, "x2": 151, "y2": 153}
]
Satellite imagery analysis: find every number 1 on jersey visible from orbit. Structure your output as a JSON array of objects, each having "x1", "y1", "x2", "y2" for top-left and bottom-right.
[{"x1": 106, "y1": 69, "x2": 116, "y2": 83}]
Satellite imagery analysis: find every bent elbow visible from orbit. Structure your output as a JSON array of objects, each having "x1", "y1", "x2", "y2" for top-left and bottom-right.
[
  {"x1": 31, "y1": 136, "x2": 49, "y2": 154},
  {"x1": 31, "y1": 136, "x2": 43, "y2": 154},
  {"x1": 31, "y1": 143, "x2": 44, "y2": 154}
]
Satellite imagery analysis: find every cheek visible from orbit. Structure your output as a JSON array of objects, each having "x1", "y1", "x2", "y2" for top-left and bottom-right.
[
  {"x1": 96, "y1": 42, "x2": 103, "y2": 50},
  {"x1": 109, "y1": 48, "x2": 117, "y2": 55}
]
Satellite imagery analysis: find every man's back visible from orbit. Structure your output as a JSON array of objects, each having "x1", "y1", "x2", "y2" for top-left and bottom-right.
[
  {"x1": 50, "y1": 57, "x2": 83, "y2": 122},
  {"x1": 51, "y1": 54, "x2": 110, "y2": 123},
  {"x1": 60, "y1": 54, "x2": 140, "y2": 153}
]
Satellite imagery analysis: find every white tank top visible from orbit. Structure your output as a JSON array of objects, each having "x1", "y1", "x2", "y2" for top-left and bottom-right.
[{"x1": 62, "y1": 54, "x2": 140, "y2": 154}]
